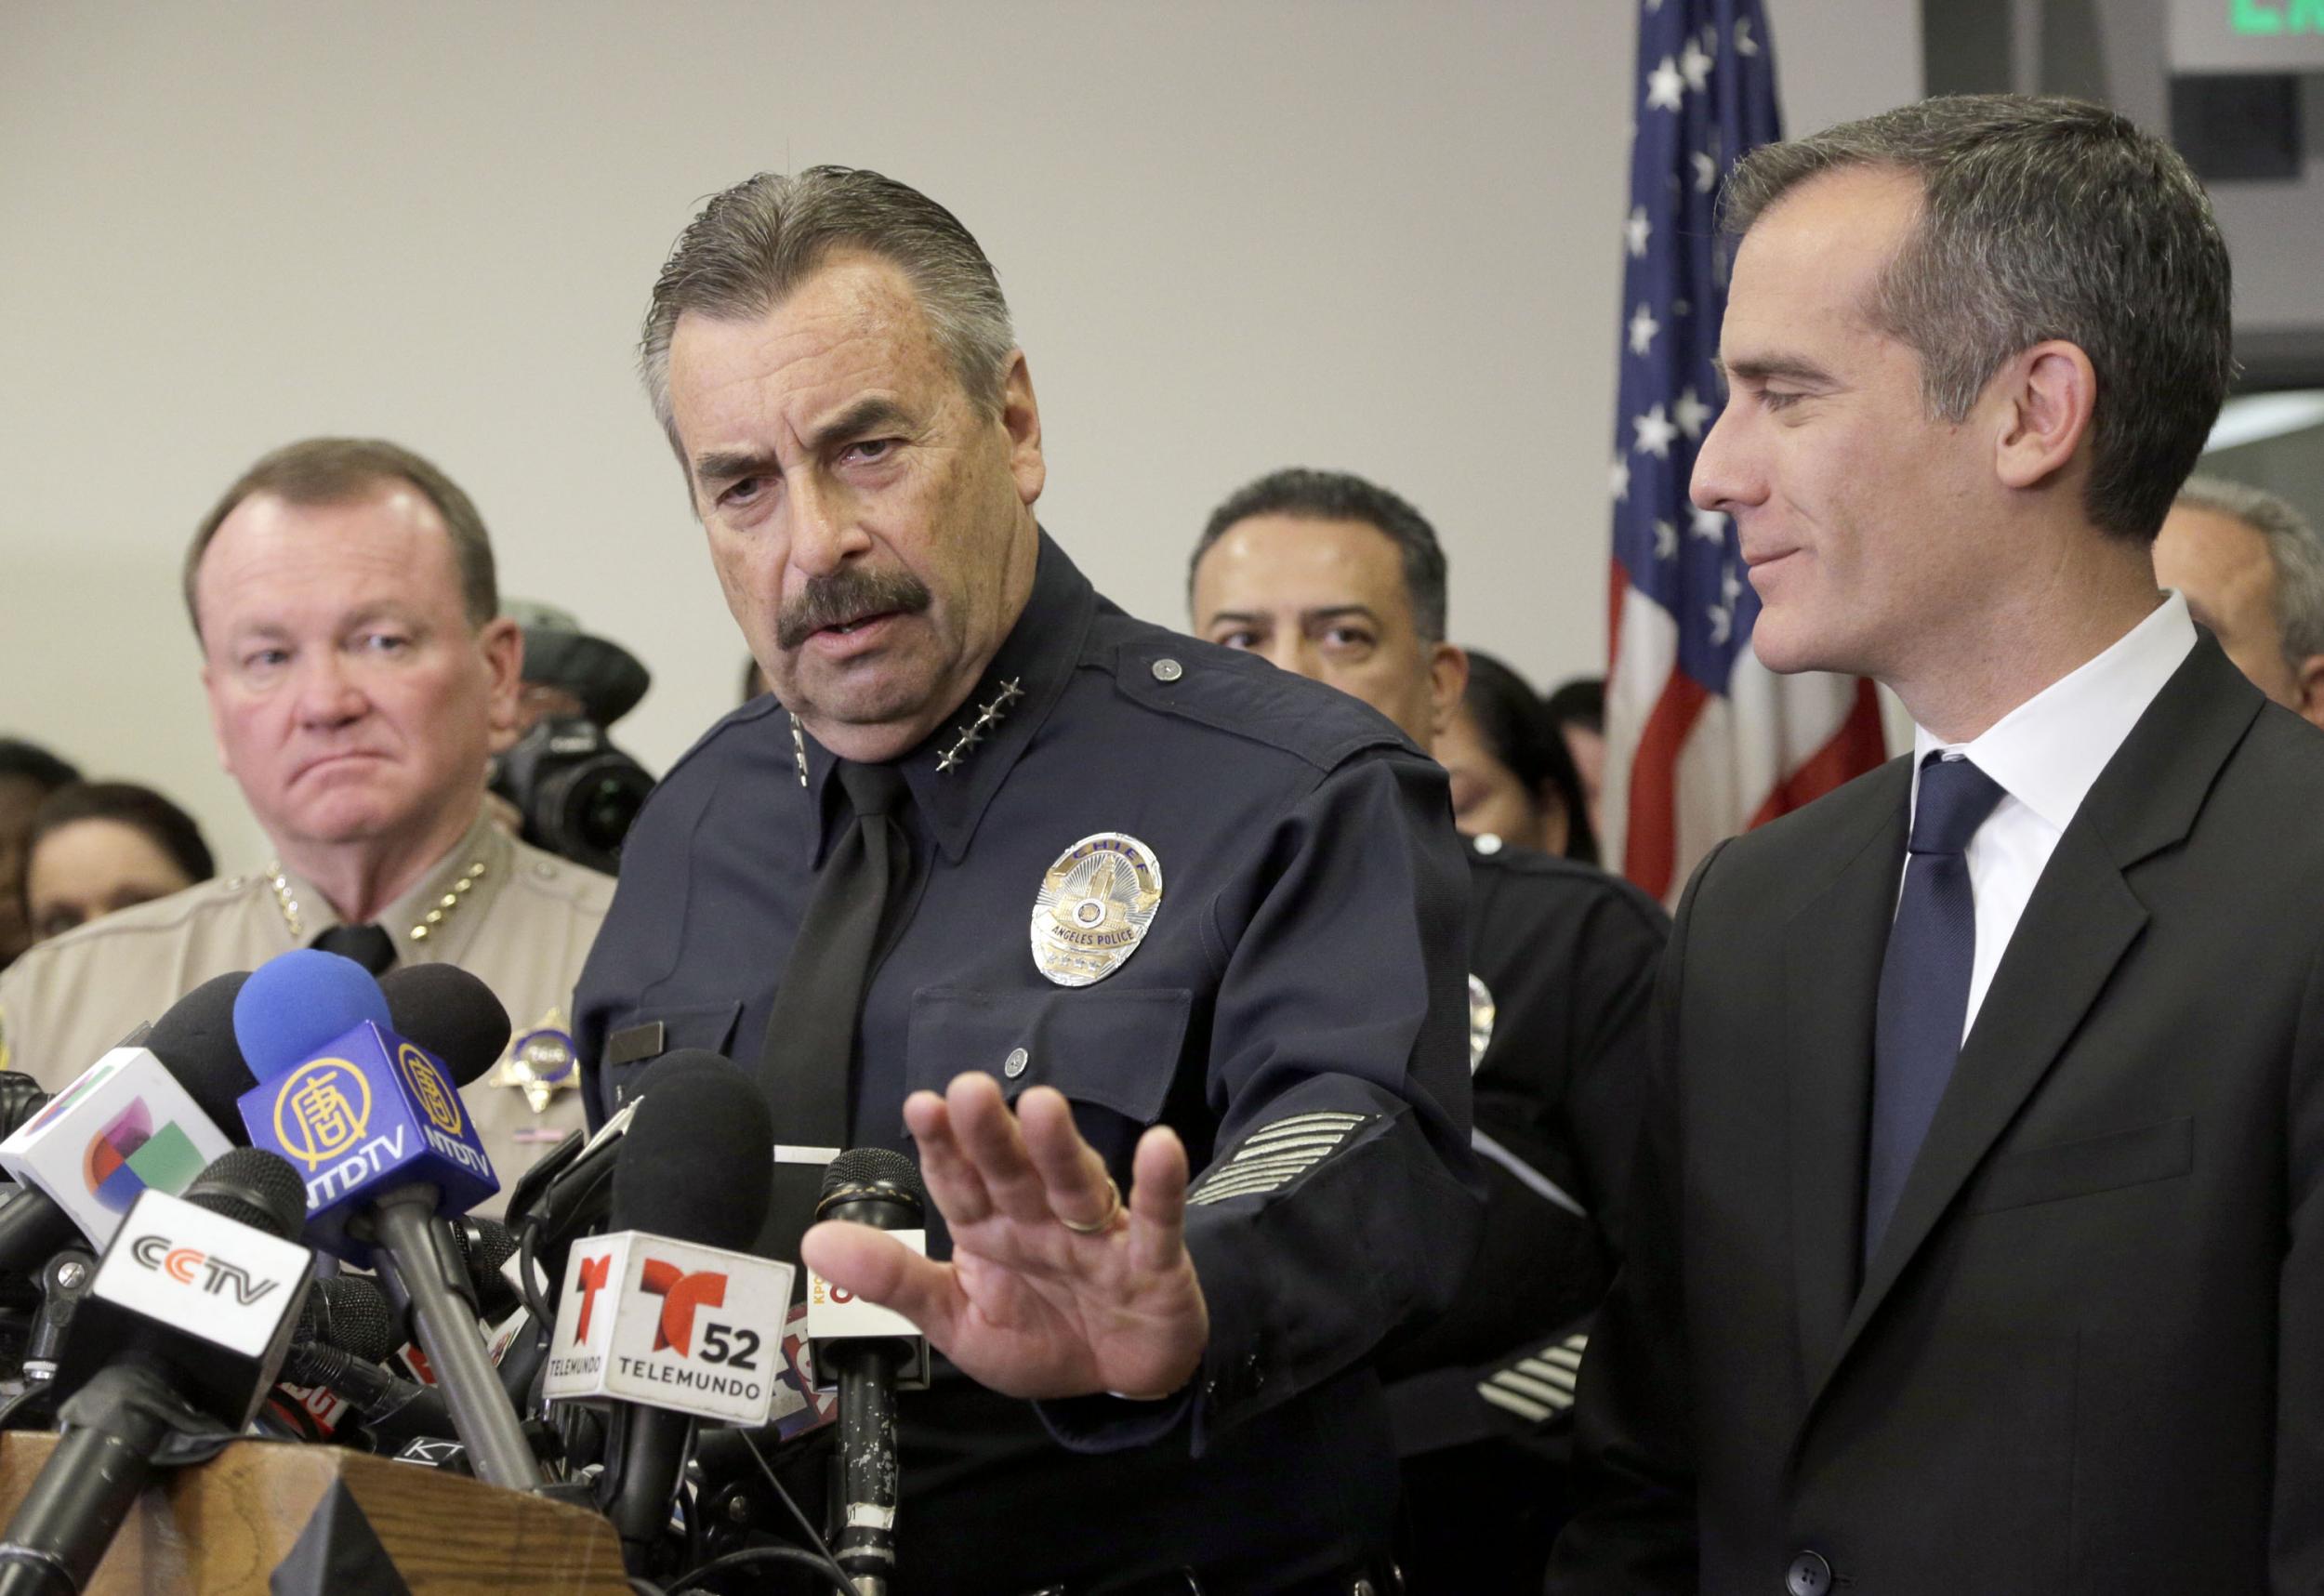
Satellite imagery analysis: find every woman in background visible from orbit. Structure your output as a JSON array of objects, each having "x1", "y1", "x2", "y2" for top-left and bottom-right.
[
  {"x1": 22, "y1": 782, "x2": 213, "y2": 944},
  {"x1": 1437, "y1": 650, "x2": 1598, "y2": 864}
]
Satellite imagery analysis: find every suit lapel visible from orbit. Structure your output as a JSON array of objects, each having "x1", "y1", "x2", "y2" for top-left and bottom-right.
[
  {"x1": 1783, "y1": 759, "x2": 1910, "y2": 1391},
  {"x1": 1804, "y1": 635, "x2": 2263, "y2": 1417}
]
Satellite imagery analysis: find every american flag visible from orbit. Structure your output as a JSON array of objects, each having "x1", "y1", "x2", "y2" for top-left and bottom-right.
[{"x1": 1601, "y1": 0, "x2": 1887, "y2": 905}]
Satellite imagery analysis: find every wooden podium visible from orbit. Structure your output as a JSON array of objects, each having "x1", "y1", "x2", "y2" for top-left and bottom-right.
[{"x1": 0, "y1": 1434, "x2": 628, "y2": 1594}]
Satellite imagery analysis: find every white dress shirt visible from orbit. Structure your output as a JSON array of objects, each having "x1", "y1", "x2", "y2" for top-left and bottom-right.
[{"x1": 1908, "y1": 590, "x2": 2197, "y2": 1040}]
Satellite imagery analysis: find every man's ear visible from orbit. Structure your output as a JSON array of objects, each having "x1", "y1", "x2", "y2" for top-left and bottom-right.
[
  {"x1": 1993, "y1": 339, "x2": 2098, "y2": 494},
  {"x1": 1000, "y1": 350, "x2": 1046, "y2": 508},
  {"x1": 479, "y1": 618, "x2": 525, "y2": 755},
  {"x1": 2295, "y1": 653, "x2": 2324, "y2": 734},
  {"x1": 1427, "y1": 642, "x2": 1470, "y2": 738}
]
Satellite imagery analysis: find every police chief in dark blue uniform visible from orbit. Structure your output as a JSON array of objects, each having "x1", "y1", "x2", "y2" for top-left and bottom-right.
[
  {"x1": 574, "y1": 166, "x2": 1482, "y2": 1595},
  {"x1": 1188, "y1": 469, "x2": 1669, "y2": 1590}
]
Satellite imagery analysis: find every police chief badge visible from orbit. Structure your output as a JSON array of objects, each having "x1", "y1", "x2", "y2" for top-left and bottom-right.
[
  {"x1": 1032, "y1": 833, "x2": 1163, "y2": 987},
  {"x1": 493, "y1": 1008, "x2": 580, "y2": 1115}
]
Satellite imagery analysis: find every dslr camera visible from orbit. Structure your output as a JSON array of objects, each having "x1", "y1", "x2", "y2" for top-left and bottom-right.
[{"x1": 490, "y1": 718, "x2": 654, "y2": 876}]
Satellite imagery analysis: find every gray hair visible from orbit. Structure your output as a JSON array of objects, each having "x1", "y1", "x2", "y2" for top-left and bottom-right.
[
  {"x1": 640, "y1": 165, "x2": 1016, "y2": 454},
  {"x1": 1722, "y1": 94, "x2": 2235, "y2": 544},
  {"x1": 2175, "y1": 474, "x2": 2324, "y2": 668}
]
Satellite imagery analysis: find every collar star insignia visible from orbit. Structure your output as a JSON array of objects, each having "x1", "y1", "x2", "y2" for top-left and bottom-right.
[
  {"x1": 789, "y1": 714, "x2": 810, "y2": 786},
  {"x1": 936, "y1": 678, "x2": 1023, "y2": 774}
]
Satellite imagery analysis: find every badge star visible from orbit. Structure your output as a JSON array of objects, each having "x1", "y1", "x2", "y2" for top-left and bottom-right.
[
  {"x1": 1627, "y1": 302, "x2": 1662, "y2": 357},
  {"x1": 1692, "y1": 506, "x2": 1728, "y2": 542},
  {"x1": 1736, "y1": 19, "x2": 1759, "y2": 55},
  {"x1": 1674, "y1": 386, "x2": 1712, "y2": 439},
  {"x1": 1644, "y1": 56, "x2": 1685, "y2": 112},
  {"x1": 1610, "y1": 455, "x2": 1632, "y2": 502},
  {"x1": 1680, "y1": 37, "x2": 1713, "y2": 91},
  {"x1": 1655, "y1": 519, "x2": 1678, "y2": 561},
  {"x1": 1692, "y1": 151, "x2": 1719, "y2": 193},
  {"x1": 1632, "y1": 403, "x2": 1679, "y2": 460},
  {"x1": 1625, "y1": 204, "x2": 1652, "y2": 258}
]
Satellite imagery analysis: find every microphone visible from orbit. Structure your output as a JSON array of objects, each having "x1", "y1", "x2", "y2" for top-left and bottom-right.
[
  {"x1": 0, "y1": 1074, "x2": 51, "y2": 1140},
  {"x1": 0, "y1": 1148, "x2": 310, "y2": 1596},
  {"x1": 276, "y1": 1275, "x2": 460, "y2": 1453},
  {"x1": 379, "y1": 963, "x2": 514, "y2": 1084},
  {"x1": 231, "y1": 949, "x2": 538, "y2": 1491},
  {"x1": 541, "y1": 1054, "x2": 784, "y2": 1576},
  {"x1": 508, "y1": 1047, "x2": 738, "y2": 1245},
  {"x1": 810, "y1": 1148, "x2": 931, "y2": 1596},
  {"x1": 0, "y1": 972, "x2": 257, "y2": 1273}
]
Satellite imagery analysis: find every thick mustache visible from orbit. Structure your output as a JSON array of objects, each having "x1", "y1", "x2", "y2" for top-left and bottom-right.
[{"x1": 774, "y1": 567, "x2": 933, "y2": 651}]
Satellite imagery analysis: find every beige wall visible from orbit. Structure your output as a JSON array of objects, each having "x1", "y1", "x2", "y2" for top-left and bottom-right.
[{"x1": 0, "y1": 1, "x2": 1919, "y2": 869}]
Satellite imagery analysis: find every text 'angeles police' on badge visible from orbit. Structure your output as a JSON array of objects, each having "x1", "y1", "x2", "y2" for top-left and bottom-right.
[{"x1": 1031, "y1": 833, "x2": 1163, "y2": 987}]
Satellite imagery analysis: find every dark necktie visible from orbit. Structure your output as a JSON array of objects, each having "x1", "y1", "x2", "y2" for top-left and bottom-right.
[
  {"x1": 1863, "y1": 753, "x2": 2007, "y2": 1268},
  {"x1": 757, "y1": 759, "x2": 914, "y2": 1265},
  {"x1": 312, "y1": 922, "x2": 397, "y2": 976}
]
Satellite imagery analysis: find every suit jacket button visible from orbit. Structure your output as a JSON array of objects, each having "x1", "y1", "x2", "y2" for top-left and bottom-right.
[{"x1": 1786, "y1": 1550, "x2": 1832, "y2": 1596}]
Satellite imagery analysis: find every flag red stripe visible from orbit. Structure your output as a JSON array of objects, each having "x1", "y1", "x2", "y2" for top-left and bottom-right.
[
  {"x1": 1745, "y1": 679, "x2": 1889, "y2": 828},
  {"x1": 1608, "y1": 558, "x2": 1630, "y2": 665},
  {"x1": 1621, "y1": 671, "x2": 1710, "y2": 902}
]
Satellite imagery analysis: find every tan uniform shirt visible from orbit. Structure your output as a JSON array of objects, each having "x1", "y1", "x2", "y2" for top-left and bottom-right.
[{"x1": 0, "y1": 810, "x2": 613, "y2": 1211}]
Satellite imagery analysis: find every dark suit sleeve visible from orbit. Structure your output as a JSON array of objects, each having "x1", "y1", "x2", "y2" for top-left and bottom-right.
[
  {"x1": 2274, "y1": 931, "x2": 2324, "y2": 1587},
  {"x1": 1548, "y1": 844, "x2": 1723, "y2": 1595}
]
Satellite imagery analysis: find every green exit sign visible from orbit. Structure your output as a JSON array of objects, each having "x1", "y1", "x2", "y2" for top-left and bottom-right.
[
  {"x1": 2234, "y1": 0, "x2": 2324, "y2": 33},
  {"x1": 2173, "y1": 0, "x2": 2324, "y2": 65}
]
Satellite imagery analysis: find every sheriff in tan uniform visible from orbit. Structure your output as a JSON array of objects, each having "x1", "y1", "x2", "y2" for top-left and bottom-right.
[
  {"x1": 0, "y1": 435, "x2": 624, "y2": 1208},
  {"x1": 0, "y1": 806, "x2": 609, "y2": 1201}
]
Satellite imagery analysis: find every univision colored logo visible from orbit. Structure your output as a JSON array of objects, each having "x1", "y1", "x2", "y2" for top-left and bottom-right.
[{"x1": 83, "y1": 1101, "x2": 205, "y2": 1213}]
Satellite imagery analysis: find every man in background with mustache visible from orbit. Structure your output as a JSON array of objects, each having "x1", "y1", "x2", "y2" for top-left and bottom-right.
[
  {"x1": 574, "y1": 165, "x2": 1481, "y2": 1593},
  {"x1": 0, "y1": 438, "x2": 614, "y2": 1201}
]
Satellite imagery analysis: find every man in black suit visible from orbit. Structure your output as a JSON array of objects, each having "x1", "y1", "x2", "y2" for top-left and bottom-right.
[{"x1": 1549, "y1": 96, "x2": 2324, "y2": 1594}]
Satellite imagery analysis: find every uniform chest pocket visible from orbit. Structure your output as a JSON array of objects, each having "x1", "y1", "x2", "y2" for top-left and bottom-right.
[
  {"x1": 602, "y1": 1000, "x2": 745, "y2": 1107},
  {"x1": 905, "y1": 986, "x2": 1194, "y2": 1129}
]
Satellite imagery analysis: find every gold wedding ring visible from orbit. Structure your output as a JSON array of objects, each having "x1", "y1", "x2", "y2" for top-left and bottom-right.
[{"x1": 1060, "y1": 1174, "x2": 1123, "y2": 1234}]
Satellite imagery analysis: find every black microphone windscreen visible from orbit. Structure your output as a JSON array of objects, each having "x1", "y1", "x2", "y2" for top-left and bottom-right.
[
  {"x1": 819, "y1": 1145, "x2": 925, "y2": 1207},
  {"x1": 454, "y1": 1216, "x2": 521, "y2": 1277},
  {"x1": 298, "y1": 1277, "x2": 400, "y2": 1365},
  {"x1": 611, "y1": 1052, "x2": 772, "y2": 1251},
  {"x1": 141, "y1": 970, "x2": 258, "y2": 1129},
  {"x1": 185, "y1": 1147, "x2": 308, "y2": 1241},
  {"x1": 377, "y1": 964, "x2": 513, "y2": 1088}
]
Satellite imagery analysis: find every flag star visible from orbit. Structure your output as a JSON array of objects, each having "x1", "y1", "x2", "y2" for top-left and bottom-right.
[
  {"x1": 1655, "y1": 519, "x2": 1679, "y2": 561},
  {"x1": 1680, "y1": 36, "x2": 1713, "y2": 91},
  {"x1": 1674, "y1": 386, "x2": 1713, "y2": 439},
  {"x1": 1644, "y1": 56, "x2": 1685, "y2": 112},
  {"x1": 1709, "y1": 601, "x2": 1734, "y2": 646},
  {"x1": 1692, "y1": 151, "x2": 1719, "y2": 193},
  {"x1": 1692, "y1": 507, "x2": 1727, "y2": 542},
  {"x1": 1628, "y1": 302, "x2": 1662, "y2": 357},
  {"x1": 1645, "y1": 0, "x2": 1664, "y2": 10},
  {"x1": 1611, "y1": 455, "x2": 1632, "y2": 502},
  {"x1": 1625, "y1": 205, "x2": 1652, "y2": 257},
  {"x1": 1736, "y1": 18, "x2": 1759, "y2": 55},
  {"x1": 1723, "y1": 564, "x2": 1745, "y2": 605},
  {"x1": 1632, "y1": 403, "x2": 1679, "y2": 459}
]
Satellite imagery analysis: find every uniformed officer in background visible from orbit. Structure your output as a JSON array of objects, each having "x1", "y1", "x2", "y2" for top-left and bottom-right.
[
  {"x1": 574, "y1": 165, "x2": 1482, "y2": 1594},
  {"x1": 1188, "y1": 468, "x2": 1669, "y2": 1590},
  {"x1": 0, "y1": 438, "x2": 612, "y2": 1204}
]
